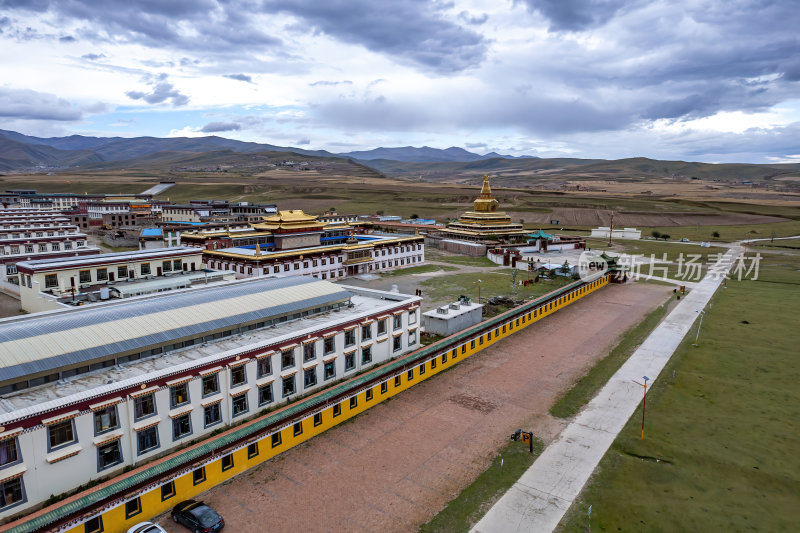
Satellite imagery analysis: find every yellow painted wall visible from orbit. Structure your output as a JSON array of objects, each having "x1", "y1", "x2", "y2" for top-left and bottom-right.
[{"x1": 63, "y1": 276, "x2": 609, "y2": 533}]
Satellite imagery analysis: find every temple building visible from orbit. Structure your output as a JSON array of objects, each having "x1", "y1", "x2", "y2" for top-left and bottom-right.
[
  {"x1": 181, "y1": 210, "x2": 425, "y2": 280},
  {"x1": 442, "y1": 175, "x2": 528, "y2": 243}
]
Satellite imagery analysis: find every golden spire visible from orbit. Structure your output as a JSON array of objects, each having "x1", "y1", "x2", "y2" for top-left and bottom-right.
[{"x1": 473, "y1": 174, "x2": 499, "y2": 213}]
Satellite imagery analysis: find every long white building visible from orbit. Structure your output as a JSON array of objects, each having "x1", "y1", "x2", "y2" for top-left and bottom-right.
[{"x1": 0, "y1": 276, "x2": 420, "y2": 520}]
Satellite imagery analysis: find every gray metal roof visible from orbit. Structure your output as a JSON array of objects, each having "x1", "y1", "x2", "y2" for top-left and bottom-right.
[
  {"x1": 15, "y1": 246, "x2": 199, "y2": 272},
  {"x1": 0, "y1": 276, "x2": 351, "y2": 383}
]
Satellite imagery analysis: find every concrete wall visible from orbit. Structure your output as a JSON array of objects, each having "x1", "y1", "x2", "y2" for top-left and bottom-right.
[{"x1": 423, "y1": 303, "x2": 483, "y2": 336}]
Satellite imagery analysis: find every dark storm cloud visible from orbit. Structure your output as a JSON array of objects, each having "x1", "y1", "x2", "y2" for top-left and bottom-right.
[
  {"x1": 224, "y1": 74, "x2": 253, "y2": 83},
  {"x1": 126, "y1": 74, "x2": 189, "y2": 106},
  {"x1": 2, "y1": 0, "x2": 281, "y2": 54},
  {"x1": 200, "y1": 121, "x2": 241, "y2": 133},
  {"x1": 520, "y1": 0, "x2": 626, "y2": 31},
  {"x1": 260, "y1": 0, "x2": 487, "y2": 73},
  {"x1": 0, "y1": 88, "x2": 82, "y2": 121}
]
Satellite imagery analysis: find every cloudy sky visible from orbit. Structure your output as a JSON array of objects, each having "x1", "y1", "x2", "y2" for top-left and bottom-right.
[{"x1": 1, "y1": 0, "x2": 799, "y2": 163}]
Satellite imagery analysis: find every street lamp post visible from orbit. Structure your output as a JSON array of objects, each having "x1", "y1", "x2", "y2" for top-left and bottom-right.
[
  {"x1": 633, "y1": 376, "x2": 650, "y2": 439},
  {"x1": 692, "y1": 310, "x2": 706, "y2": 347},
  {"x1": 477, "y1": 279, "x2": 481, "y2": 304}
]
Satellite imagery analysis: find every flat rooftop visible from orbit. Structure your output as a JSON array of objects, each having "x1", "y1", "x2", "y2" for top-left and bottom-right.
[
  {"x1": 15, "y1": 246, "x2": 200, "y2": 272},
  {"x1": 0, "y1": 284, "x2": 413, "y2": 417}
]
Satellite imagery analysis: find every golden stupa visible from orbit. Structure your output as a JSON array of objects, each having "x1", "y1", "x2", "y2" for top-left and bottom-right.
[{"x1": 444, "y1": 174, "x2": 527, "y2": 242}]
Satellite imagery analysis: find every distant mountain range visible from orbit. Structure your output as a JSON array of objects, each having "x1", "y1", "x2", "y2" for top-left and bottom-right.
[
  {"x1": 0, "y1": 130, "x2": 798, "y2": 184},
  {"x1": 0, "y1": 130, "x2": 537, "y2": 172},
  {"x1": 338, "y1": 146, "x2": 537, "y2": 162}
]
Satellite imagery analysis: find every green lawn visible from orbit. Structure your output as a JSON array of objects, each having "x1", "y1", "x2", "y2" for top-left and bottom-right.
[
  {"x1": 381, "y1": 264, "x2": 459, "y2": 276},
  {"x1": 550, "y1": 292, "x2": 675, "y2": 419},
  {"x1": 557, "y1": 252, "x2": 800, "y2": 532},
  {"x1": 419, "y1": 438, "x2": 543, "y2": 533},
  {"x1": 430, "y1": 255, "x2": 498, "y2": 267},
  {"x1": 420, "y1": 269, "x2": 573, "y2": 304}
]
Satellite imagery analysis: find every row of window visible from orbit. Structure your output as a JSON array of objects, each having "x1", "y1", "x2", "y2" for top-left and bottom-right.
[
  {"x1": 1, "y1": 240, "x2": 84, "y2": 256},
  {"x1": 0, "y1": 229, "x2": 77, "y2": 239}
]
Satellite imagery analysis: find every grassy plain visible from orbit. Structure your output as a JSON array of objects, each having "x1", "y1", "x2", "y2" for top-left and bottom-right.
[
  {"x1": 557, "y1": 252, "x2": 800, "y2": 532},
  {"x1": 419, "y1": 269, "x2": 573, "y2": 304}
]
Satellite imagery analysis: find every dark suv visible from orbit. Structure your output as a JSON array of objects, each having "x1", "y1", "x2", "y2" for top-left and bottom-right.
[{"x1": 171, "y1": 500, "x2": 225, "y2": 533}]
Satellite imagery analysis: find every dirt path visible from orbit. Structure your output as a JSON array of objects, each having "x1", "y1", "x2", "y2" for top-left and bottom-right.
[{"x1": 154, "y1": 282, "x2": 672, "y2": 533}]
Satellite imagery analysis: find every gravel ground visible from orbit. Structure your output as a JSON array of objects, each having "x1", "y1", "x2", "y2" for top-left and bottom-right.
[
  {"x1": 154, "y1": 282, "x2": 671, "y2": 533},
  {"x1": 0, "y1": 292, "x2": 23, "y2": 319}
]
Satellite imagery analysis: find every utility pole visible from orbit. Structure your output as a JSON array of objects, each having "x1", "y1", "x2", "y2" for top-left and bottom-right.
[{"x1": 608, "y1": 212, "x2": 614, "y2": 247}]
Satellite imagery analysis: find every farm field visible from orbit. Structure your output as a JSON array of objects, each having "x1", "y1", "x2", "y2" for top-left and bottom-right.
[{"x1": 556, "y1": 251, "x2": 800, "y2": 532}]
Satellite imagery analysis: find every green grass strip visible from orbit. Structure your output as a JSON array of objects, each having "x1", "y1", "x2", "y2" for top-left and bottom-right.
[
  {"x1": 549, "y1": 292, "x2": 674, "y2": 419},
  {"x1": 419, "y1": 438, "x2": 544, "y2": 533}
]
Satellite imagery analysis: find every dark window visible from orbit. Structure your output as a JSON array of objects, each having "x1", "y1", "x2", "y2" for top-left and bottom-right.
[
  {"x1": 313, "y1": 413, "x2": 322, "y2": 426},
  {"x1": 366, "y1": 388, "x2": 373, "y2": 401},
  {"x1": 431, "y1": 358, "x2": 437, "y2": 370},
  {"x1": 231, "y1": 365, "x2": 246, "y2": 387},
  {"x1": 380, "y1": 382, "x2": 388, "y2": 394},
  {"x1": 125, "y1": 497, "x2": 141, "y2": 519},
  {"x1": 394, "y1": 375, "x2": 401, "y2": 387},
  {"x1": 393, "y1": 336, "x2": 402, "y2": 352},
  {"x1": 170, "y1": 383, "x2": 189, "y2": 408},
  {"x1": 93, "y1": 406, "x2": 118, "y2": 434},
  {"x1": 324, "y1": 361, "x2": 336, "y2": 380},
  {"x1": 172, "y1": 414, "x2": 192, "y2": 440},
  {"x1": 377, "y1": 319, "x2": 387, "y2": 335},
  {"x1": 202, "y1": 374, "x2": 219, "y2": 396},
  {"x1": 407, "y1": 369, "x2": 413, "y2": 381},
  {"x1": 173, "y1": 259, "x2": 182, "y2": 271},
  {"x1": 247, "y1": 442, "x2": 259, "y2": 459},
  {"x1": 257, "y1": 357, "x2": 272, "y2": 378},
  {"x1": 349, "y1": 396, "x2": 357, "y2": 409},
  {"x1": 333, "y1": 403, "x2": 341, "y2": 417},
  {"x1": 419, "y1": 363, "x2": 426, "y2": 375},
  {"x1": 117, "y1": 266, "x2": 128, "y2": 279},
  {"x1": 393, "y1": 314, "x2": 402, "y2": 330},
  {"x1": 362, "y1": 326, "x2": 372, "y2": 341},
  {"x1": 282, "y1": 376, "x2": 295, "y2": 397},
  {"x1": 293, "y1": 422, "x2": 303, "y2": 436},
  {"x1": 442, "y1": 353, "x2": 447, "y2": 364},
  {"x1": 84, "y1": 516, "x2": 103, "y2": 533},
  {"x1": 141, "y1": 263, "x2": 151, "y2": 275},
  {"x1": 281, "y1": 349, "x2": 295, "y2": 370},
  {"x1": 258, "y1": 384, "x2": 273, "y2": 406},
  {"x1": 44, "y1": 273, "x2": 58, "y2": 288},
  {"x1": 471, "y1": 340, "x2": 476, "y2": 349},
  {"x1": 221, "y1": 454, "x2": 233, "y2": 471},
  {"x1": 0, "y1": 478, "x2": 24, "y2": 510},
  {"x1": 48, "y1": 420, "x2": 75, "y2": 449},
  {"x1": 324, "y1": 337, "x2": 335, "y2": 354},
  {"x1": 193, "y1": 467, "x2": 206, "y2": 485},
  {"x1": 344, "y1": 352, "x2": 355, "y2": 372},
  {"x1": 344, "y1": 329, "x2": 356, "y2": 347},
  {"x1": 303, "y1": 343, "x2": 316, "y2": 362},
  {"x1": 271, "y1": 432, "x2": 282, "y2": 447},
  {"x1": 97, "y1": 441, "x2": 123, "y2": 470},
  {"x1": 462, "y1": 345, "x2": 467, "y2": 354},
  {"x1": 137, "y1": 426, "x2": 159, "y2": 455},
  {"x1": 361, "y1": 346, "x2": 372, "y2": 365},
  {"x1": 204, "y1": 403, "x2": 221, "y2": 427},
  {"x1": 304, "y1": 368, "x2": 317, "y2": 389},
  {"x1": 0, "y1": 439, "x2": 19, "y2": 467},
  {"x1": 96, "y1": 268, "x2": 108, "y2": 281},
  {"x1": 161, "y1": 481, "x2": 175, "y2": 501},
  {"x1": 134, "y1": 393, "x2": 156, "y2": 420},
  {"x1": 232, "y1": 394, "x2": 248, "y2": 417}
]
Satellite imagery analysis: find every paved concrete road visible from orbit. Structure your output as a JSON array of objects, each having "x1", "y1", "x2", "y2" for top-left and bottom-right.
[
  {"x1": 472, "y1": 247, "x2": 742, "y2": 533},
  {"x1": 155, "y1": 282, "x2": 671, "y2": 533}
]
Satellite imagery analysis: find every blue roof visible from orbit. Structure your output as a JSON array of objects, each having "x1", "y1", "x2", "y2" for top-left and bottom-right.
[{"x1": 140, "y1": 228, "x2": 162, "y2": 237}]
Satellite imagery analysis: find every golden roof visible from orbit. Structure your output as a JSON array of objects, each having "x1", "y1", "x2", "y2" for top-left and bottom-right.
[{"x1": 252, "y1": 210, "x2": 324, "y2": 231}]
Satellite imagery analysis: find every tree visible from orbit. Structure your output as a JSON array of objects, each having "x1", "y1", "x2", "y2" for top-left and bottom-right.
[
  {"x1": 329, "y1": 207, "x2": 336, "y2": 213},
  {"x1": 661, "y1": 234, "x2": 671, "y2": 241},
  {"x1": 651, "y1": 230, "x2": 662, "y2": 239},
  {"x1": 712, "y1": 231, "x2": 720, "y2": 239},
  {"x1": 376, "y1": 210, "x2": 384, "y2": 216},
  {"x1": 559, "y1": 260, "x2": 571, "y2": 275},
  {"x1": 410, "y1": 214, "x2": 419, "y2": 219}
]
